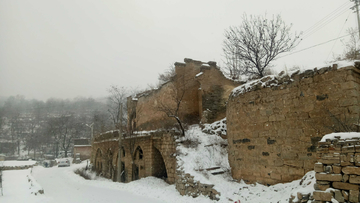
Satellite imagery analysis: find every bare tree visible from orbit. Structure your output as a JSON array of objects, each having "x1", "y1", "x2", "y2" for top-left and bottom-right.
[
  {"x1": 157, "y1": 72, "x2": 190, "y2": 136},
  {"x1": 342, "y1": 28, "x2": 360, "y2": 60},
  {"x1": 158, "y1": 64, "x2": 176, "y2": 86},
  {"x1": 52, "y1": 114, "x2": 83, "y2": 157},
  {"x1": 107, "y1": 86, "x2": 128, "y2": 130},
  {"x1": 223, "y1": 13, "x2": 301, "y2": 78}
]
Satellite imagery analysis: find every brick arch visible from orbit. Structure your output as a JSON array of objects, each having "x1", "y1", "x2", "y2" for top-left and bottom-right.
[
  {"x1": 133, "y1": 145, "x2": 145, "y2": 180},
  {"x1": 152, "y1": 146, "x2": 167, "y2": 179},
  {"x1": 152, "y1": 134, "x2": 176, "y2": 184}
]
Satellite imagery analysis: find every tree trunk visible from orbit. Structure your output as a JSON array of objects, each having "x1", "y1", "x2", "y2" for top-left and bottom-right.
[{"x1": 17, "y1": 140, "x2": 20, "y2": 155}]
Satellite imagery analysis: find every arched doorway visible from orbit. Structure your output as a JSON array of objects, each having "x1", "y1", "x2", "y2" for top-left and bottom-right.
[
  {"x1": 95, "y1": 149, "x2": 103, "y2": 174},
  {"x1": 153, "y1": 147, "x2": 167, "y2": 180},
  {"x1": 133, "y1": 146, "x2": 144, "y2": 180}
]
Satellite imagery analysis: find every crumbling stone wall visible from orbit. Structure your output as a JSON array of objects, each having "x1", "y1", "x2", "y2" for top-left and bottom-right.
[
  {"x1": 196, "y1": 64, "x2": 241, "y2": 123},
  {"x1": 91, "y1": 131, "x2": 177, "y2": 184},
  {"x1": 127, "y1": 58, "x2": 239, "y2": 132},
  {"x1": 314, "y1": 136, "x2": 360, "y2": 202},
  {"x1": 0, "y1": 165, "x2": 34, "y2": 170},
  {"x1": 175, "y1": 170, "x2": 220, "y2": 201},
  {"x1": 227, "y1": 63, "x2": 360, "y2": 185}
]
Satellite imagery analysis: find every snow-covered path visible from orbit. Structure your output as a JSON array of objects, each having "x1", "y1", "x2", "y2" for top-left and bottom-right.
[{"x1": 32, "y1": 166, "x2": 166, "y2": 203}]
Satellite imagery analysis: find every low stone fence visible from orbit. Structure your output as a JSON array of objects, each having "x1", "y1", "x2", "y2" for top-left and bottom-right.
[
  {"x1": 0, "y1": 165, "x2": 34, "y2": 171},
  {"x1": 313, "y1": 136, "x2": 360, "y2": 202},
  {"x1": 175, "y1": 170, "x2": 220, "y2": 201}
]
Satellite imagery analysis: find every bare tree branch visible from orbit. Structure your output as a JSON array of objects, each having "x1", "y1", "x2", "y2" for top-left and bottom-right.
[{"x1": 223, "y1": 14, "x2": 301, "y2": 78}]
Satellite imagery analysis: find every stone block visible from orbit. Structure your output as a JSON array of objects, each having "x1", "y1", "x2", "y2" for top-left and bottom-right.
[
  {"x1": 349, "y1": 190, "x2": 360, "y2": 203},
  {"x1": 315, "y1": 173, "x2": 342, "y2": 182},
  {"x1": 332, "y1": 165, "x2": 342, "y2": 174},
  {"x1": 334, "y1": 189, "x2": 345, "y2": 203},
  {"x1": 342, "y1": 166, "x2": 360, "y2": 175},
  {"x1": 313, "y1": 191, "x2": 333, "y2": 201},
  {"x1": 332, "y1": 182, "x2": 359, "y2": 190},
  {"x1": 349, "y1": 175, "x2": 360, "y2": 184},
  {"x1": 341, "y1": 161, "x2": 353, "y2": 167},
  {"x1": 318, "y1": 157, "x2": 340, "y2": 165},
  {"x1": 342, "y1": 146, "x2": 355, "y2": 153},
  {"x1": 317, "y1": 180, "x2": 330, "y2": 185},
  {"x1": 314, "y1": 163, "x2": 324, "y2": 173},
  {"x1": 343, "y1": 174, "x2": 349, "y2": 182},
  {"x1": 314, "y1": 183, "x2": 330, "y2": 191}
]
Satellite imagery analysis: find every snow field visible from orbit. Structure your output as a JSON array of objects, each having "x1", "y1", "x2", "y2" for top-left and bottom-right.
[{"x1": 1, "y1": 168, "x2": 47, "y2": 203}]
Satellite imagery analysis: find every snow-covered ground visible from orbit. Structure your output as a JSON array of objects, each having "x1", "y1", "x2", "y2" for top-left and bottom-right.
[
  {"x1": 0, "y1": 162, "x2": 316, "y2": 203},
  {"x1": 1, "y1": 168, "x2": 47, "y2": 203},
  {"x1": 1, "y1": 122, "x2": 322, "y2": 203}
]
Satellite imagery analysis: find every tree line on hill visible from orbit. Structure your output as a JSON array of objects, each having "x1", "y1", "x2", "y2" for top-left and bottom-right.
[{"x1": 0, "y1": 86, "x2": 130, "y2": 159}]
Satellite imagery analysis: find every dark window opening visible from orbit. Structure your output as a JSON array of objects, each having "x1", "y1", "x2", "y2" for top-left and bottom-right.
[{"x1": 135, "y1": 146, "x2": 143, "y2": 160}]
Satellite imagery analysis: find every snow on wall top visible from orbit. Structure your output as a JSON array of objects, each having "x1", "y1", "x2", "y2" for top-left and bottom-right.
[
  {"x1": 230, "y1": 60, "x2": 358, "y2": 98},
  {"x1": 195, "y1": 72, "x2": 203, "y2": 77},
  {"x1": 320, "y1": 132, "x2": 360, "y2": 142}
]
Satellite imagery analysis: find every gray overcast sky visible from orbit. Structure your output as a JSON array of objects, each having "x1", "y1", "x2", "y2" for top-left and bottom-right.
[{"x1": 0, "y1": 0, "x2": 357, "y2": 101}]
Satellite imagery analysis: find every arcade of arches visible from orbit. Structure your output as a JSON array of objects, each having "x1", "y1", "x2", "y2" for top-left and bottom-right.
[{"x1": 91, "y1": 130, "x2": 176, "y2": 184}]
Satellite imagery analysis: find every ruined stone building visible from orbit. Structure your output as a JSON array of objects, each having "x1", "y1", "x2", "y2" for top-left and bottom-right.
[
  {"x1": 127, "y1": 58, "x2": 240, "y2": 133},
  {"x1": 227, "y1": 63, "x2": 360, "y2": 185},
  {"x1": 91, "y1": 58, "x2": 238, "y2": 184},
  {"x1": 91, "y1": 58, "x2": 360, "y2": 192}
]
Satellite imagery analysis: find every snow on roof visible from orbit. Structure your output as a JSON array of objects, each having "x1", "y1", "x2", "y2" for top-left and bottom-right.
[{"x1": 320, "y1": 132, "x2": 360, "y2": 142}]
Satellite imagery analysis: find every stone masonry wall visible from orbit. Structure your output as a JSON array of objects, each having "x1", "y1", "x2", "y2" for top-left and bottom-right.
[
  {"x1": 227, "y1": 63, "x2": 360, "y2": 185},
  {"x1": 91, "y1": 131, "x2": 177, "y2": 184},
  {"x1": 313, "y1": 136, "x2": 360, "y2": 202},
  {"x1": 73, "y1": 146, "x2": 91, "y2": 161},
  {"x1": 175, "y1": 170, "x2": 221, "y2": 201}
]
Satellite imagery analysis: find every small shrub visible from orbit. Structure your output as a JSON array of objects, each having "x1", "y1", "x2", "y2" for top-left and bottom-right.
[{"x1": 74, "y1": 168, "x2": 92, "y2": 180}]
